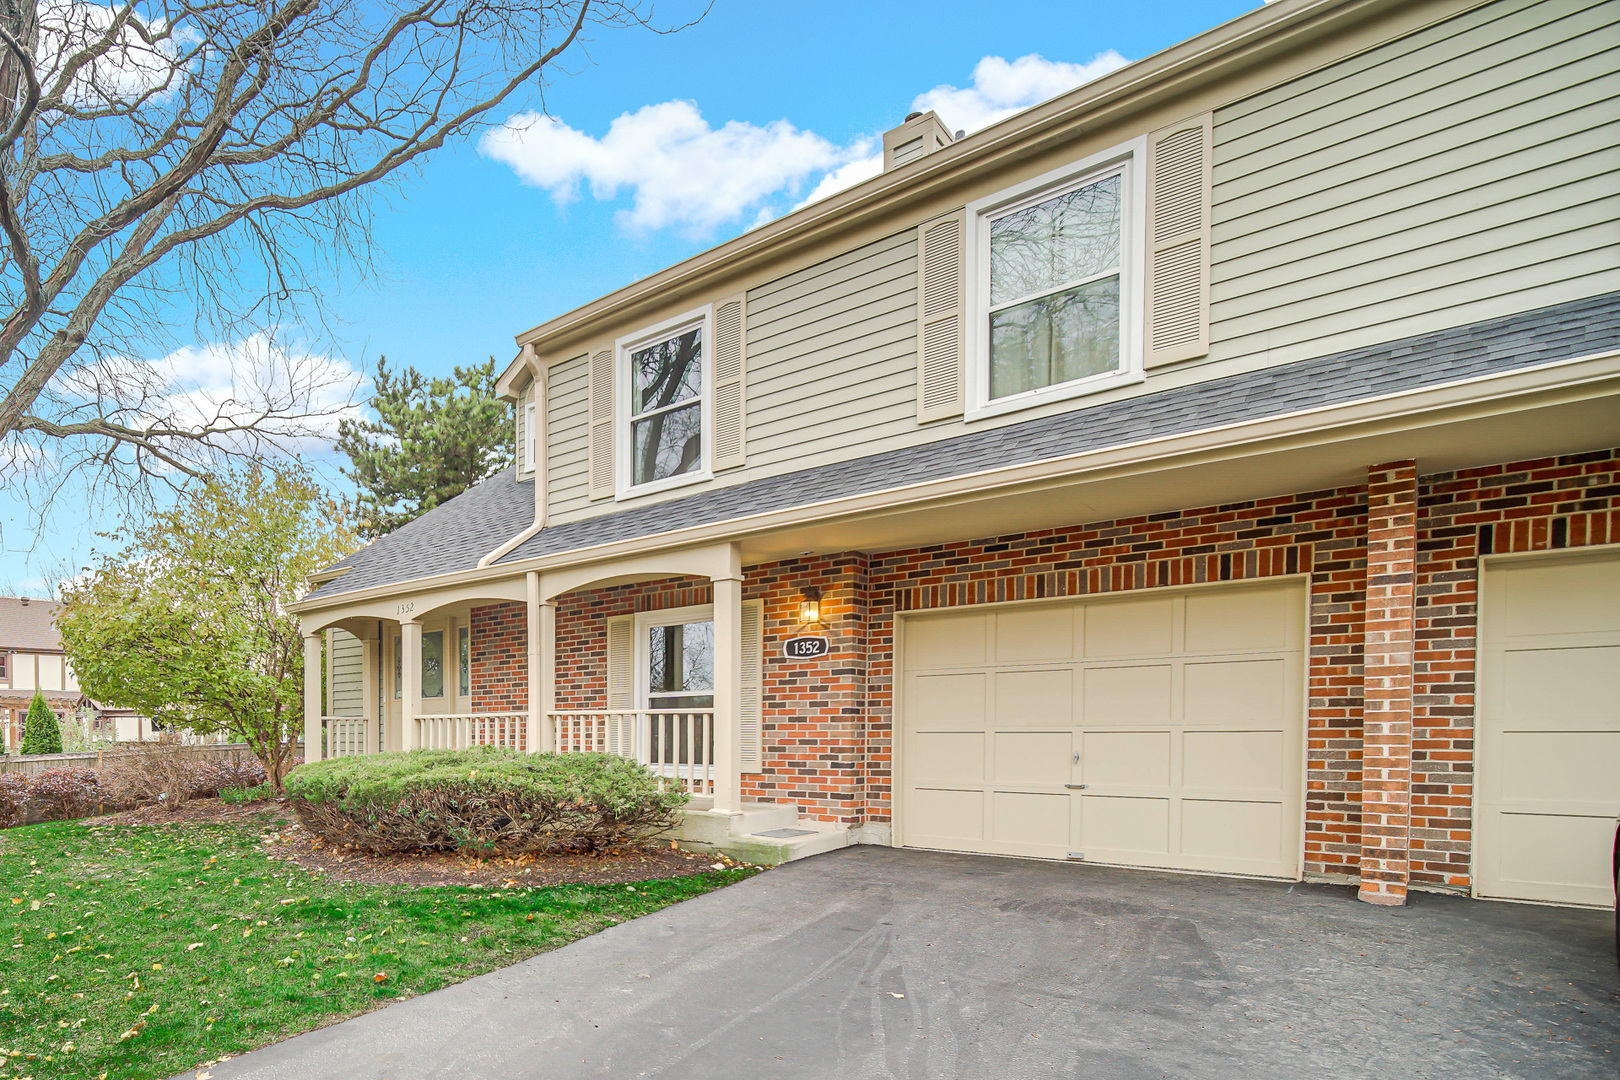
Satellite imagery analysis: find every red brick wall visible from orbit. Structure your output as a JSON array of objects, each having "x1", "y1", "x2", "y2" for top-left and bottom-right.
[
  {"x1": 1359, "y1": 462, "x2": 1418, "y2": 905},
  {"x1": 464, "y1": 448, "x2": 1619, "y2": 894},
  {"x1": 1409, "y1": 448, "x2": 1620, "y2": 891},
  {"x1": 470, "y1": 602, "x2": 528, "y2": 751}
]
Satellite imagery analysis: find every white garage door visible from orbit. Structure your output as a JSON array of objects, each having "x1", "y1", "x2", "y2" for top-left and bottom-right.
[
  {"x1": 900, "y1": 579, "x2": 1305, "y2": 879},
  {"x1": 1477, "y1": 550, "x2": 1620, "y2": 906}
]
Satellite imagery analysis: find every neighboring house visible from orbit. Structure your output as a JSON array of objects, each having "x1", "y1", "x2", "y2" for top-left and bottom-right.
[
  {"x1": 294, "y1": 0, "x2": 1620, "y2": 908},
  {"x1": 0, "y1": 596, "x2": 92, "y2": 751}
]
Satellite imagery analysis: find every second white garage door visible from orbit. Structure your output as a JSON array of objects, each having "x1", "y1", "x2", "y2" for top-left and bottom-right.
[{"x1": 900, "y1": 579, "x2": 1306, "y2": 879}]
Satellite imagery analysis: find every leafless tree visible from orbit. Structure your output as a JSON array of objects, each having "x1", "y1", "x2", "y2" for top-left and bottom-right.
[{"x1": 0, "y1": 0, "x2": 680, "y2": 510}]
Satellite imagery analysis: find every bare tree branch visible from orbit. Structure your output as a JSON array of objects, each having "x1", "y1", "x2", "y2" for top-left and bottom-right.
[{"x1": 0, "y1": 0, "x2": 682, "y2": 515}]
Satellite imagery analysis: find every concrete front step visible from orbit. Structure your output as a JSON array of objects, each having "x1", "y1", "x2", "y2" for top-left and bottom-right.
[{"x1": 666, "y1": 802, "x2": 855, "y2": 866}]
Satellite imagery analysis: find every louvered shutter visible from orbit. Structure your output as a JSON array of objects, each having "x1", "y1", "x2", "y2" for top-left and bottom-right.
[
  {"x1": 606, "y1": 615, "x2": 635, "y2": 710},
  {"x1": 587, "y1": 347, "x2": 615, "y2": 499},
  {"x1": 740, "y1": 598, "x2": 763, "y2": 771},
  {"x1": 711, "y1": 295, "x2": 747, "y2": 471},
  {"x1": 1145, "y1": 113, "x2": 1213, "y2": 368},
  {"x1": 916, "y1": 210, "x2": 965, "y2": 422}
]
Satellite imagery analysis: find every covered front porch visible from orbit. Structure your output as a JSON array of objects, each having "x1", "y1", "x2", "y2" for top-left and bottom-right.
[{"x1": 299, "y1": 541, "x2": 847, "y2": 863}]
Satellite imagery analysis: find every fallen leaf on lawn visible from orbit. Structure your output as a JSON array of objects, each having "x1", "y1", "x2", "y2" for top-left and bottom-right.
[
  {"x1": 373, "y1": 973, "x2": 388, "y2": 983},
  {"x1": 29, "y1": 901, "x2": 40, "y2": 911},
  {"x1": 151, "y1": 963, "x2": 162, "y2": 971},
  {"x1": 186, "y1": 943, "x2": 204, "y2": 952}
]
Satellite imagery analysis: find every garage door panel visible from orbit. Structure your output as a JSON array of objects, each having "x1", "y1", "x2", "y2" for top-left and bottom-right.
[
  {"x1": 1082, "y1": 664, "x2": 1172, "y2": 726},
  {"x1": 1185, "y1": 582, "x2": 1296, "y2": 653},
  {"x1": 1185, "y1": 659, "x2": 1288, "y2": 726},
  {"x1": 1499, "y1": 646, "x2": 1620, "y2": 725},
  {"x1": 1078, "y1": 795, "x2": 1170, "y2": 857},
  {"x1": 908, "y1": 732, "x2": 984, "y2": 785},
  {"x1": 909, "y1": 788, "x2": 985, "y2": 845},
  {"x1": 1479, "y1": 552, "x2": 1620, "y2": 907},
  {"x1": 1081, "y1": 730, "x2": 1171, "y2": 788},
  {"x1": 1181, "y1": 799, "x2": 1285, "y2": 868},
  {"x1": 995, "y1": 669, "x2": 1073, "y2": 727},
  {"x1": 1498, "y1": 730, "x2": 1620, "y2": 806},
  {"x1": 908, "y1": 673, "x2": 985, "y2": 729},
  {"x1": 996, "y1": 606, "x2": 1075, "y2": 663},
  {"x1": 992, "y1": 791, "x2": 1070, "y2": 854},
  {"x1": 1490, "y1": 555, "x2": 1620, "y2": 639},
  {"x1": 902, "y1": 580, "x2": 1305, "y2": 881},
  {"x1": 1183, "y1": 730, "x2": 1286, "y2": 795},
  {"x1": 906, "y1": 612, "x2": 989, "y2": 668},
  {"x1": 1084, "y1": 596, "x2": 1174, "y2": 657},
  {"x1": 993, "y1": 731, "x2": 1071, "y2": 785},
  {"x1": 1488, "y1": 813, "x2": 1616, "y2": 905}
]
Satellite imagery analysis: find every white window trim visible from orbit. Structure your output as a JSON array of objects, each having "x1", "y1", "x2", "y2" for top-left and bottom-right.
[
  {"x1": 616, "y1": 306, "x2": 714, "y2": 500},
  {"x1": 633, "y1": 603, "x2": 715, "y2": 710},
  {"x1": 964, "y1": 135, "x2": 1147, "y2": 422}
]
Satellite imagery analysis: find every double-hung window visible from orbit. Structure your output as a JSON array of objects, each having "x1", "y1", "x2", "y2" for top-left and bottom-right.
[
  {"x1": 619, "y1": 310, "x2": 710, "y2": 496},
  {"x1": 967, "y1": 140, "x2": 1144, "y2": 418}
]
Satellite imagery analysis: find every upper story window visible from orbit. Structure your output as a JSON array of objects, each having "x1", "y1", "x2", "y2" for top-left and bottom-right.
[
  {"x1": 618, "y1": 310, "x2": 711, "y2": 497},
  {"x1": 966, "y1": 138, "x2": 1144, "y2": 420},
  {"x1": 522, "y1": 399, "x2": 537, "y2": 472}
]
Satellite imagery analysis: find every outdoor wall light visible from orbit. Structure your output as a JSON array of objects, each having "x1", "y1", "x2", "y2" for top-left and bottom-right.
[{"x1": 799, "y1": 587, "x2": 822, "y2": 626}]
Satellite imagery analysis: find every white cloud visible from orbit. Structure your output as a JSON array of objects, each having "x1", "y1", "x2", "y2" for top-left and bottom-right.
[
  {"x1": 35, "y1": 1, "x2": 190, "y2": 106},
  {"x1": 793, "y1": 149, "x2": 883, "y2": 211},
  {"x1": 483, "y1": 50, "x2": 1131, "y2": 231},
  {"x1": 910, "y1": 51, "x2": 1132, "y2": 136},
  {"x1": 481, "y1": 101, "x2": 859, "y2": 233},
  {"x1": 60, "y1": 333, "x2": 365, "y2": 457}
]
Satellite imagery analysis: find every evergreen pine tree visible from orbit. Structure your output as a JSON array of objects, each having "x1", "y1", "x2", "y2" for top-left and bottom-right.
[{"x1": 20, "y1": 691, "x2": 62, "y2": 755}]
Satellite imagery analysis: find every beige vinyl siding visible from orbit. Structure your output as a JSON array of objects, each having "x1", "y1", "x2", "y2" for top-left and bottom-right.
[
  {"x1": 546, "y1": 353, "x2": 591, "y2": 519},
  {"x1": 534, "y1": 0, "x2": 1618, "y2": 531},
  {"x1": 328, "y1": 629, "x2": 364, "y2": 717},
  {"x1": 744, "y1": 229, "x2": 919, "y2": 470},
  {"x1": 1208, "y1": 0, "x2": 1620, "y2": 368}
]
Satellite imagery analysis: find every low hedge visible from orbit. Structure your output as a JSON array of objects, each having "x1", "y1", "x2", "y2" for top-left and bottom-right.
[{"x1": 283, "y1": 748, "x2": 688, "y2": 855}]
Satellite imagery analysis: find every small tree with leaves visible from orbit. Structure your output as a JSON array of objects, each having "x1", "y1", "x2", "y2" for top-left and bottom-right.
[
  {"x1": 337, "y1": 356, "x2": 513, "y2": 538},
  {"x1": 57, "y1": 466, "x2": 359, "y2": 790},
  {"x1": 20, "y1": 691, "x2": 62, "y2": 755}
]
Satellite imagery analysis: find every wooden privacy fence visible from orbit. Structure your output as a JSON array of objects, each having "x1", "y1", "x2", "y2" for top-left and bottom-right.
[{"x1": 0, "y1": 742, "x2": 291, "y2": 776}]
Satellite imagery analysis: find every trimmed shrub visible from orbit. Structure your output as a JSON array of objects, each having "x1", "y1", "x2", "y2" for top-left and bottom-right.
[
  {"x1": 284, "y1": 748, "x2": 687, "y2": 855},
  {"x1": 0, "y1": 767, "x2": 102, "y2": 828},
  {"x1": 20, "y1": 692, "x2": 62, "y2": 755}
]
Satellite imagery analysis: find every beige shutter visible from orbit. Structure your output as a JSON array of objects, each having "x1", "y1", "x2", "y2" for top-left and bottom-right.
[
  {"x1": 1145, "y1": 113, "x2": 1213, "y2": 368},
  {"x1": 740, "y1": 599, "x2": 763, "y2": 771},
  {"x1": 587, "y1": 346, "x2": 615, "y2": 499},
  {"x1": 606, "y1": 615, "x2": 635, "y2": 710},
  {"x1": 711, "y1": 295, "x2": 747, "y2": 471},
  {"x1": 916, "y1": 210, "x2": 965, "y2": 422}
]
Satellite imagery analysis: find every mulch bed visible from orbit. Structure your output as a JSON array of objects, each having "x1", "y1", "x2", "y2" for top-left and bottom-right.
[{"x1": 88, "y1": 796, "x2": 743, "y2": 888}]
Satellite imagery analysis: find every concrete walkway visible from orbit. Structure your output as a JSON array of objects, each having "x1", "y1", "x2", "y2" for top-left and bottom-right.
[{"x1": 192, "y1": 847, "x2": 1619, "y2": 1079}]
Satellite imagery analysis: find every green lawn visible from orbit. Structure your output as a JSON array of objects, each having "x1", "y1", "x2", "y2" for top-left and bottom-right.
[{"x1": 0, "y1": 812, "x2": 756, "y2": 1080}]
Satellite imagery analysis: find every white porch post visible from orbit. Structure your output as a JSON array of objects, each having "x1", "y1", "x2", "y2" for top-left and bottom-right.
[
  {"x1": 360, "y1": 629, "x2": 379, "y2": 755},
  {"x1": 302, "y1": 633, "x2": 323, "y2": 762},
  {"x1": 540, "y1": 601, "x2": 556, "y2": 751},
  {"x1": 525, "y1": 572, "x2": 544, "y2": 753},
  {"x1": 711, "y1": 558, "x2": 744, "y2": 814},
  {"x1": 401, "y1": 620, "x2": 422, "y2": 751}
]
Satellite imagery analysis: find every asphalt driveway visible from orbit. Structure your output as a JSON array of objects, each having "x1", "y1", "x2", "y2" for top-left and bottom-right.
[{"x1": 195, "y1": 846, "x2": 1619, "y2": 1080}]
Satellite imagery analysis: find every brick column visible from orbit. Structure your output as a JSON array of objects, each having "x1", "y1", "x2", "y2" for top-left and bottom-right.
[{"x1": 1360, "y1": 461, "x2": 1417, "y2": 905}]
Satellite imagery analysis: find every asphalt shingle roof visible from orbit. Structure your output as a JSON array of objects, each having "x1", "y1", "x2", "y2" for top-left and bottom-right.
[
  {"x1": 307, "y1": 291, "x2": 1620, "y2": 603},
  {"x1": 0, "y1": 597, "x2": 63, "y2": 652}
]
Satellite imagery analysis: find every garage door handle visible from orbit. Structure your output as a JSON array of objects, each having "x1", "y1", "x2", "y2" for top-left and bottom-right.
[{"x1": 1065, "y1": 784, "x2": 1087, "y2": 790}]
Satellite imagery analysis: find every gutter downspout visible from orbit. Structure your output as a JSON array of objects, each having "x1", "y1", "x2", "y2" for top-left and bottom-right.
[{"x1": 479, "y1": 345, "x2": 545, "y2": 569}]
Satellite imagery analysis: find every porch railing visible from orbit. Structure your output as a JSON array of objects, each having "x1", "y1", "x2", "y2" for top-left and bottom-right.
[
  {"x1": 548, "y1": 709, "x2": 715, "y2": 796},
  {"x1": 416, "y1": 713, "x2": 526, "y2": 751},
  {"x1": 321, "y1": 716, "x2": 369, "y2": 758}
]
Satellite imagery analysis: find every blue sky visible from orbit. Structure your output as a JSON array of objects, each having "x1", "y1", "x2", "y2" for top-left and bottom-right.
[{"x1": 2, "y1": 0, "x2": 1257, "y2": 593}]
